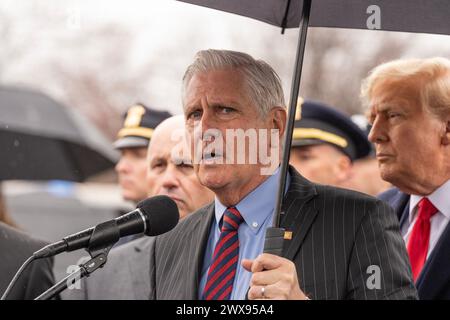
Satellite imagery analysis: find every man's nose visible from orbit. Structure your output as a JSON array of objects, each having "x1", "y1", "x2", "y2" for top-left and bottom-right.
[
  {"x1": 161, "y1": 165, "x2": 180, "y2": 190},
  {"x1": 115, "y1": 157, "x2": 129, "y2": 173},
  {"x1": 368, "y1": 117, "x2": 388, "y2": 144},
  {"x1": 196, "y1": 108, "x2": 215, "y2": 133}
]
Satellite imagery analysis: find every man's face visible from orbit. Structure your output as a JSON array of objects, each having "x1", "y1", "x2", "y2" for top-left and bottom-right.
[
  {"x1": 290, "y1": 144, "x2": 351, "y2": 187},
  {"x1": 147, "y1": 132, "x2": 213, "y2": 219},
  {"x1": 183, "y1": 69, "x2": 283, "y2": 205},
  {"x1": 115, "y1": 147, "x2": 149, "y2": 203},
  {"x1": 368, "y1": 82, "x2": 446, "y2": 194}
]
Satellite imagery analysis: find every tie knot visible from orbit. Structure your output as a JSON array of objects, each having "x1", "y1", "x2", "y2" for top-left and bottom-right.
[
  {"x1": 417, "y1": 197, "x2": 438, "y2": 221},
  {"x1": 222, "y1": 207, "x2": 244, "y2": 231}
]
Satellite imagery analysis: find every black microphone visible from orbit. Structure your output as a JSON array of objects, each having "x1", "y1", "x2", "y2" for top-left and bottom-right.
[{"x1": 33, "y1": 195, "x2": 179, "y2": 259}]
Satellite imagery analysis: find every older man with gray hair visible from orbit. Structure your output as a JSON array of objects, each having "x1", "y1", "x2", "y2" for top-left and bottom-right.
[
  {"x1": 365, "y1": 57, "x2": 450, "y2": 299},
  {"x1": 149, "y1": 49, "x2": 416, "y2": 300}
]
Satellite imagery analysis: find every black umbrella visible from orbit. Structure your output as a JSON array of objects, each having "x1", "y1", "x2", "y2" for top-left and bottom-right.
[
  {"x1": 178, "y1": 0, "x2": 450, "y2": 253},
  {"x1": 0, "y1": 87, "x2": 119, "y2": 182},
  {"x1": 179, "y1": 0, "x2": 450, "y2": 35}
]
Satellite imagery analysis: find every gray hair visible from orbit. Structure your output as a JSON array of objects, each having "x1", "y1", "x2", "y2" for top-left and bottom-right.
[{"x1": 181, "y1": 49, "x2": 286, "y2": 116}]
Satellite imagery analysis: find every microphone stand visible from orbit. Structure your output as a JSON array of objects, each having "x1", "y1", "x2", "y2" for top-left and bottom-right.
[
  {"x1": 35, "y1": 252, "x2": 108, "y2": 300},
  {"x1": 34, "y1": 220, "x2": 120, "y2": 300}
]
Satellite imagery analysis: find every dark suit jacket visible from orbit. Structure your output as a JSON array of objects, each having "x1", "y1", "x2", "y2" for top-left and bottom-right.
[
  {"x1": 379, "y1": 188, "x2": 450, "y2": 300},
  {"x1": 0, "y1": 222, "x2": 55, "y2": 300},
  {"x1": 150, "y1": 167, "x2": 417, "y2": 300}
]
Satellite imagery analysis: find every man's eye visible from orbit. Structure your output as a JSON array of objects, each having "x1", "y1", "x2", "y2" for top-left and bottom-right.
[
  {"x1": 151, "y1": 162, "x2": 164, "y2": 169},
  {"x1": 187, "y1": 110, "x2": 202, "y2": 120},
  {"x1": 387, "y1": 112, "x2": 401, "y2": 119},
  {"x1": 218, "y1": 106, "x2": 235, "y2": 114},
  {"x1": 299, "y1": 154, "x2": 314, "y2": 161}
]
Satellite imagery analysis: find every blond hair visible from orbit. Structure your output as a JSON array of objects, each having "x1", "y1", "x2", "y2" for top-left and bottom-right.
[{"x1": 361, "y1": 57, "x2": 450, "y2": 120}]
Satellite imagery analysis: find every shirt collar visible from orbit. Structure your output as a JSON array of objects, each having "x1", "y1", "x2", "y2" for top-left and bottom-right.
[
  {"x1": 214, "y1": 167, "x2": 290, "y2": 234},
  {"x1": 409, "y1": 178, "x2": 450, "y2": 223}
]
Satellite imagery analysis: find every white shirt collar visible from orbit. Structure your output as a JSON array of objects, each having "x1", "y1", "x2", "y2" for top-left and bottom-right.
[{"x1": 409, "y1": 179, "x2": 450, "y2": 223}]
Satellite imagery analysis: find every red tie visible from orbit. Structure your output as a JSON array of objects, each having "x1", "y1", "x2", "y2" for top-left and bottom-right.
[
  {"x1": 203, "y1": 207, "x2": 243, "y2": 300},
  {"x1": 407, "y1": 197, "x2": 438, "y2": 281}
]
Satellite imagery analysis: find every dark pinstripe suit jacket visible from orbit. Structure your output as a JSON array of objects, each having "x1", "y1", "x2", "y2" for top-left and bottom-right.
[{"x1": 150, "y1": 167, "x2": 417, "y2": 300}]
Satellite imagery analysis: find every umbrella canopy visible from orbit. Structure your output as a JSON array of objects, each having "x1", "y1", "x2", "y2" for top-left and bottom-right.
[
  {"x1": 0, "y1": 87, "x2": 119, "y2": 182},
  {"x1": 179, "y1": 0, "x2": 450, "y2": 35}
]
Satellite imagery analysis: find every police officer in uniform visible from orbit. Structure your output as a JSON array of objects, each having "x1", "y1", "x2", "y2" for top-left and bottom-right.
[
  {"x1": 114, "y1": 103, "x2": 171, "y2": 204},
  {"x1": 290, "y1": 99, "x2": 371, "y2": 188}
]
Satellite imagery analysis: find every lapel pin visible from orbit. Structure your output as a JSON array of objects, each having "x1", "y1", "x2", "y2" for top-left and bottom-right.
[{"x1": 284, "y1": 231, "x2": 293, "y2": 240}]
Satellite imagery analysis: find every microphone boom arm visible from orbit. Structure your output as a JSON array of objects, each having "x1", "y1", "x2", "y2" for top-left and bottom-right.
[
  {"x1": 35, "y1": 252, "x2": 108, "y2": 300},
  {"x1": 34, "y1": 219, "x2": 121, "y2": 300}
]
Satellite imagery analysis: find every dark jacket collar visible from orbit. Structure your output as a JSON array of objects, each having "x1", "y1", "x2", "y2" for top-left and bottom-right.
[{"x1": 279, "y1": 167, "x2": 318, "y2": 260}]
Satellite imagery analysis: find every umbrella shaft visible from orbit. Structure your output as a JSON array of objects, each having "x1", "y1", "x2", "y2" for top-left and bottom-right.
[{"x1": 273, "y1": 0, "x2": 312, "y2": 228}]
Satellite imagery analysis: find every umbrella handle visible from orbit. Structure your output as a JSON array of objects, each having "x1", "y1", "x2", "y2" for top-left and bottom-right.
[{"x1": 263, "y1": 227, "x2": 285, "y2": 256}]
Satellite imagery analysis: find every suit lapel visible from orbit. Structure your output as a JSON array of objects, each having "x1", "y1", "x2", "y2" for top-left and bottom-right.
[
  {"x1": 390, "y1": 190, "x2": 410, "y2": 228},
  {"x1": 416, "y1": 221, "x2": 450, "y2": 299},
  {"x1": 281, "y1": 167, "x2": 318, "y2": 260},
  {"x1": 185, "y1": 203, "x2": 216, "y2": 299}
]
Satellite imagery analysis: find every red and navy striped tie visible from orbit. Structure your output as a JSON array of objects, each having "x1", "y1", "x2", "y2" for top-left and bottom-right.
[{"x1": 203, "y1": 207, "x2": 244, "y2": 300}]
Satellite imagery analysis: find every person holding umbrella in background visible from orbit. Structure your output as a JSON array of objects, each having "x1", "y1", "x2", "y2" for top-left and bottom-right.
[{"x1": 1, "y1": 87, "x2": 121, "y2": 300}]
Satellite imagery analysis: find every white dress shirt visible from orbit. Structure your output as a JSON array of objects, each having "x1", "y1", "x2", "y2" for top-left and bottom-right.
[{"x1": 402, "y1": 179, "x2": 450, "y2": 259}]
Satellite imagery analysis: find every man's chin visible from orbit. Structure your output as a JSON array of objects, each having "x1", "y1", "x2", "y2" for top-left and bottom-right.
[
  {"x1": 198, "y1": 171, "x2": 228, "y2": 191},
  {"x1": 379, "y1": 166, "x2": 398, "y2": 185}
]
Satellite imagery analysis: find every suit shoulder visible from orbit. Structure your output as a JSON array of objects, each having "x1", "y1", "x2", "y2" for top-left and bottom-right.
[
  {"x1": 313, "y1": 184, "x2": 390, "y2": 212},
  {"x1": 377, "y1": 187, "x2": 401, "y2": 202},
  {"x1": 165, "y1": 202, "x2": 213, "y2": 233},
  {"x1": 0, "y1": 222, "x2": 48, "y2": 255},
  {"x1": 110, "y1": 236, "x2": 154, "y2": 258}
]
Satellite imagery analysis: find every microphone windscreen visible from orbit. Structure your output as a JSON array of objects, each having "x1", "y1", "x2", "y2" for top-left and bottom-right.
[{"x1": 137, "y1": 195, "x2": 179, "y2": 236}]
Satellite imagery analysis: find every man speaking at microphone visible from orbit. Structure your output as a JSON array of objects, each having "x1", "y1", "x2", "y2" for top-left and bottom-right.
[{"x1": 149, "y1": 49, "x2": 417, "y2": 300}]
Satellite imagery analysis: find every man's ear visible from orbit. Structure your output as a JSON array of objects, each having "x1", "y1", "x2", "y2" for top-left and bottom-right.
[
  {"x1": 270, "y1": 107, "x2": 287, "y2": 138},
  {"x1": 441, "y1": 120, "x2": 450, "y2": 145}
]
